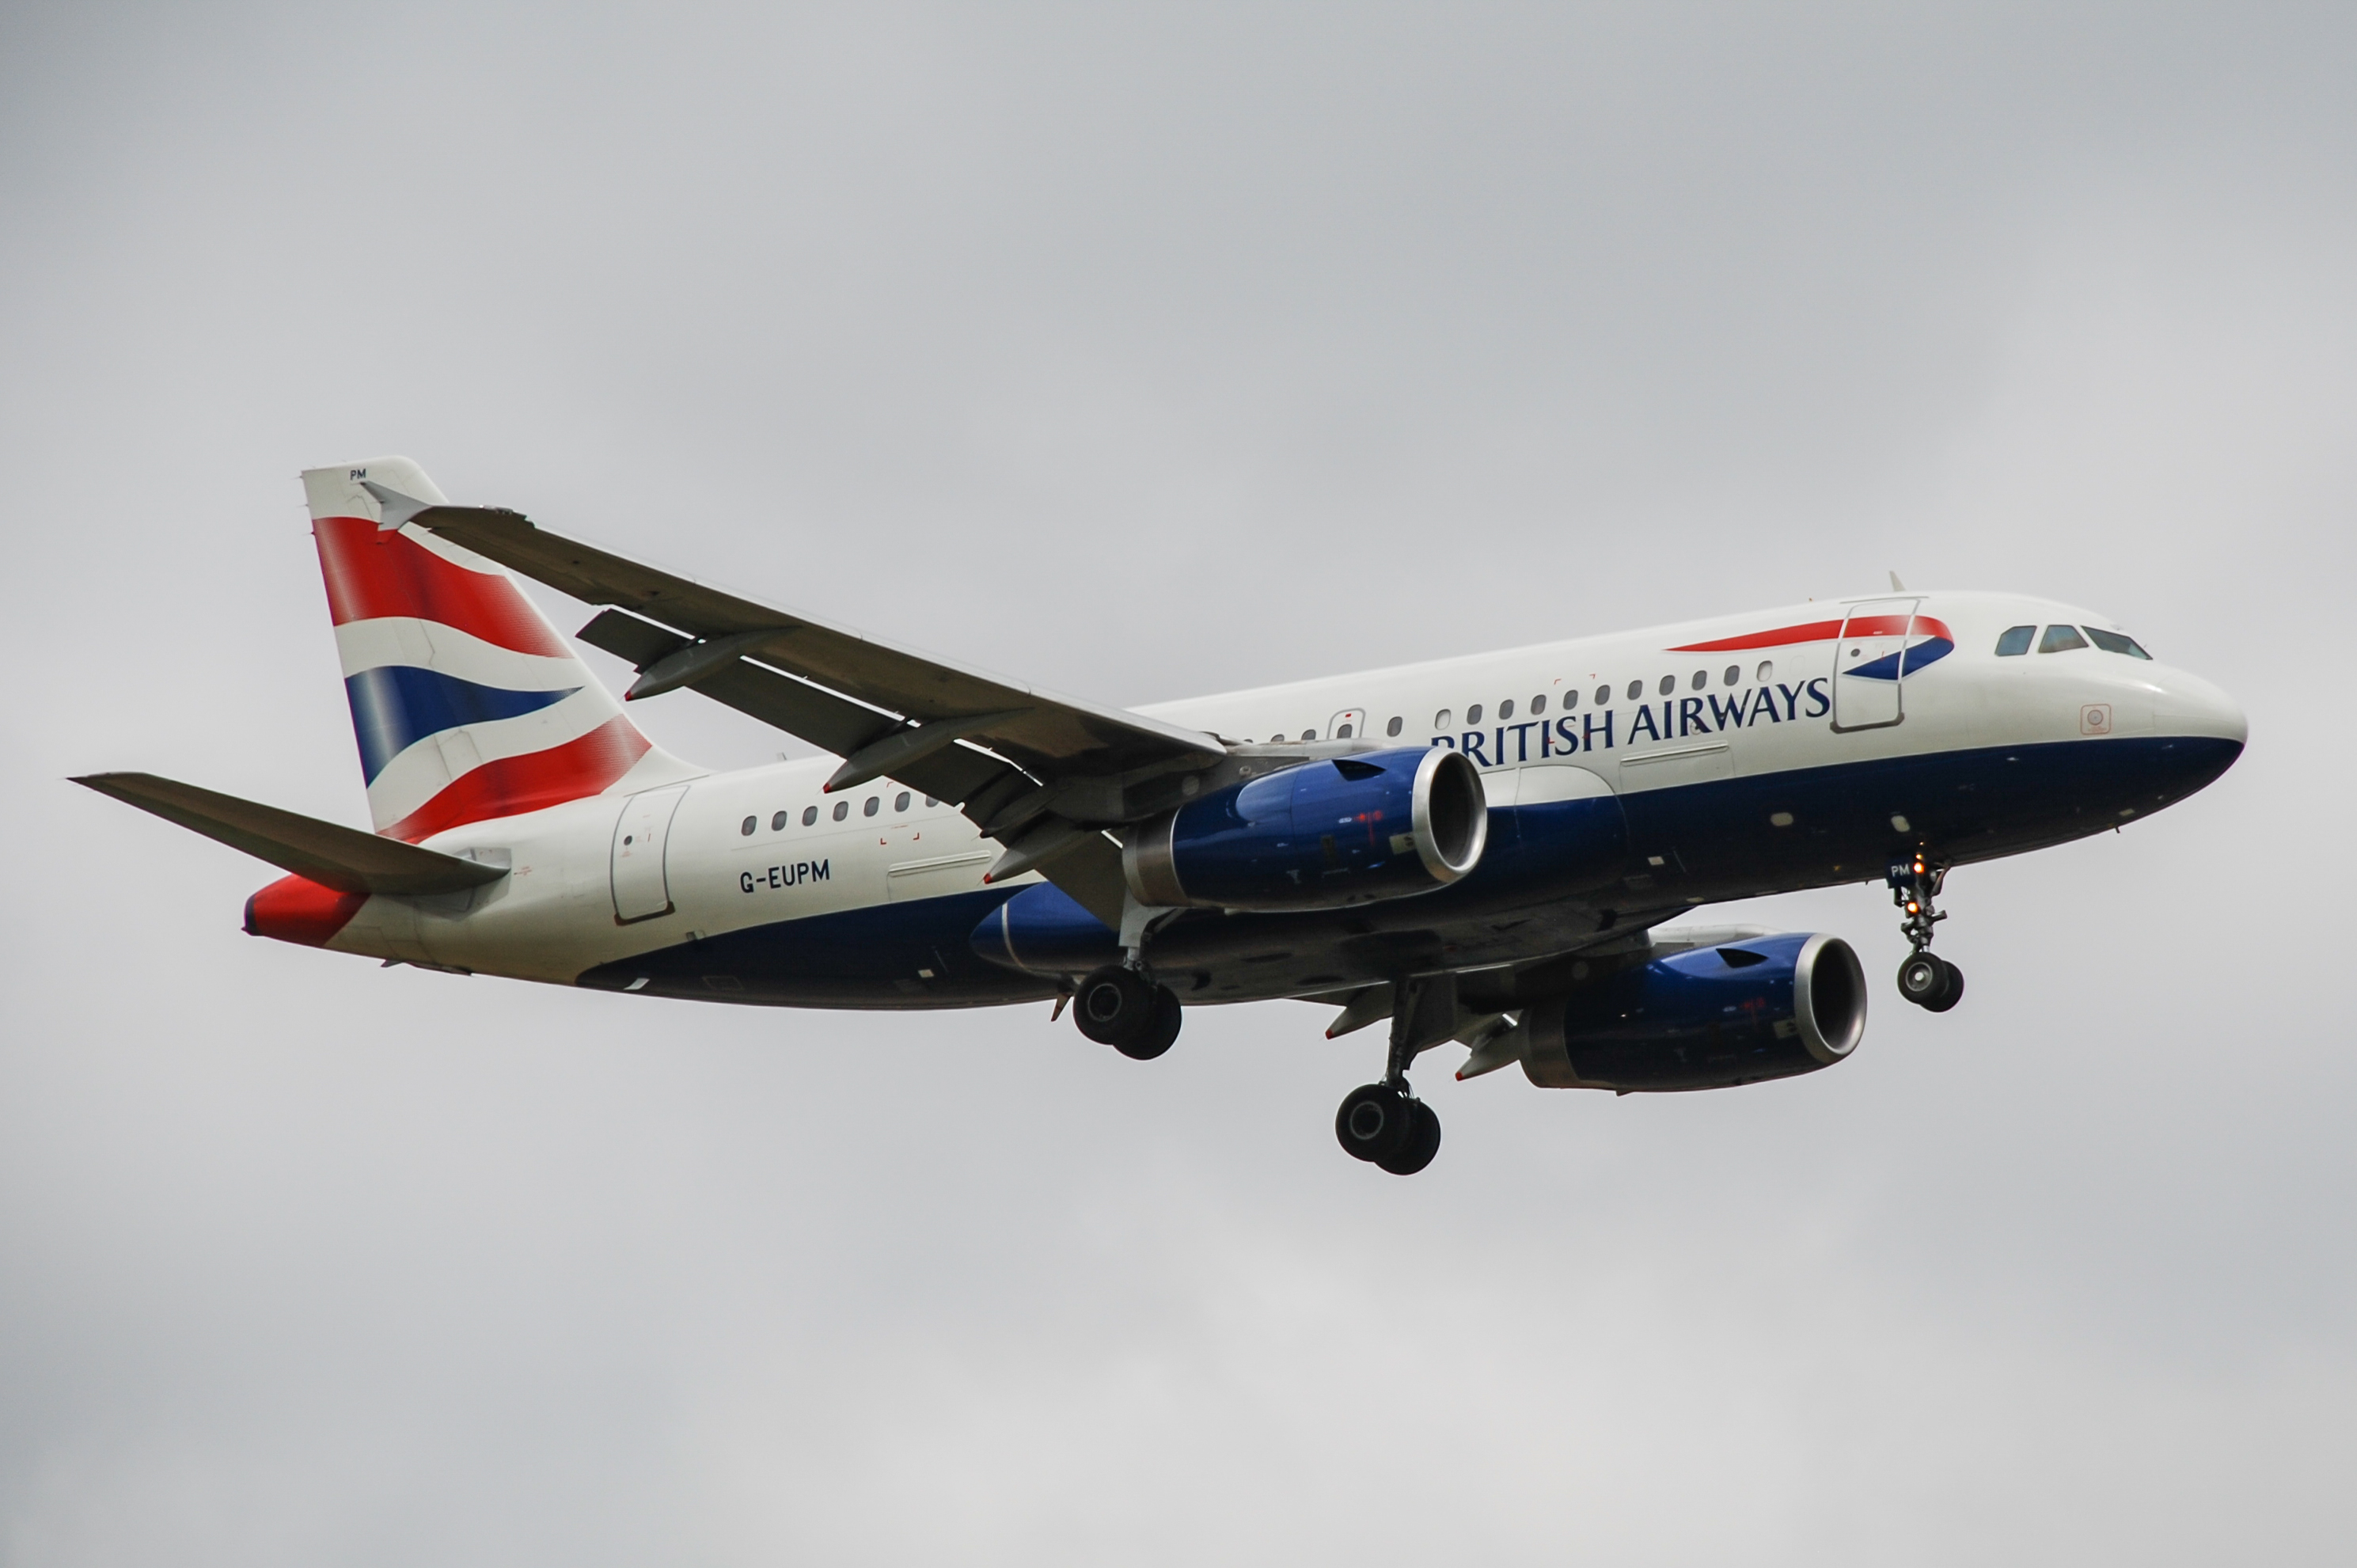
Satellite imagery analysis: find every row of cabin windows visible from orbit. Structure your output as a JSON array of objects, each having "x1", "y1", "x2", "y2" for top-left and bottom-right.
[
  {"x1": 739, "y1": 792, "x2": 941, "y2": 836},
  {"x1": 1995, "y1": 625, "x2": 2152, "y2": 659},
  {"x1": 1260, "y1": 661, "x2": 1782, "y2": 745},
  {"x1": 1432, "y1": 662, "x2": 1776, "y2": 733}
]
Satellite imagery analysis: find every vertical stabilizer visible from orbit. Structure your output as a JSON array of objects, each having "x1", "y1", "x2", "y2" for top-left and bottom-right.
[{"x1": 303, "y1": 458, "x2": 681, "y2": 841}]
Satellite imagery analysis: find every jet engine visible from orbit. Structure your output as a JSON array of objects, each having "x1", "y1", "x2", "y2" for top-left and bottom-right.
[
  {"x1": 1122, "y1": 747, "x2": 1487, "y2": 912},
  {"x1": 1516, "y1": 932, "x2": 1867, "y2": 1092}
]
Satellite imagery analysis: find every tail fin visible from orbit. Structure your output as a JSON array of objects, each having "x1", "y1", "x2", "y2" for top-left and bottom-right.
[{"x1": 304, "y1": 457, "x2": 671, "y2": 842}]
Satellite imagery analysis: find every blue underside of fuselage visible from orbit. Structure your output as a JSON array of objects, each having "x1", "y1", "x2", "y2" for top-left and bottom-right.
[{"x1": 575, "y1": 733, "x2": 2241, "y2": 1009}]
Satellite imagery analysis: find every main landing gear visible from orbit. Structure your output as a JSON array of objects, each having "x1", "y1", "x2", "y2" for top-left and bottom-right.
[
  {"x1": 1334, "y1": 977, "x2": 1447, "y2": 1175},
  {"x1": 1335, "y1": 1083, "x2": 1440, "y2": 1175},
  {"x1": 1888, "y1": 852, "x2": 1964, "y2": 1012},
  {"x1": 1071, "y1": 963, "x2": 1182, "y2": 1060}
]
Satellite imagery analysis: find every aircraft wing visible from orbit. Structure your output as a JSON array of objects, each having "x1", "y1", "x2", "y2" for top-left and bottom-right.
[{"x1": 411, "y1": 503, "x2": 1233, "y2": 925}]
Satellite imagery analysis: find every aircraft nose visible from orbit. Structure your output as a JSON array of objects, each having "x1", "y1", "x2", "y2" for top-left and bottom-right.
[{"x1": 2161, "y1": 670, "x2": 2248, "y2": 747}]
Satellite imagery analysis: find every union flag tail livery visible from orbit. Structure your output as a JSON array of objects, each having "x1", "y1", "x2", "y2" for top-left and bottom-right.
[
  {"x1": 76, "y1": 457, "x2": 2249, "y2": 1175},
  {"x1": 302, "y1": 459, "x2": 674, "y2": 843}
]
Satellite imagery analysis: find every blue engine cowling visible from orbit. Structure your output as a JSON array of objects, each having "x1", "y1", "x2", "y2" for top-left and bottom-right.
[
  {"x1": 1517, "y1": 932, "x2": 1867, "y2": 1092},
  {"x1": 970, "y1": 880, "x2": 1121, "y2": 976},
  {"x1": 1122, "y1": 746, "x2": 1487, "y2": 912}
]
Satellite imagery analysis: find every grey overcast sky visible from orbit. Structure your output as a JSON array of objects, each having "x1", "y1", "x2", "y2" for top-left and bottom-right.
[{"x1": 2, "y1": 4, "x2": 2351, "y2": 1564}]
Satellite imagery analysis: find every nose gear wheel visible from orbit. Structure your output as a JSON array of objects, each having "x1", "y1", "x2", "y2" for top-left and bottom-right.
[
  {"x1": 1887, "y1": 852, "x2": 1965, "y2": 1011},
  {"x1": 1896, "y1": 951, "x2": 1964, "y2": 1012}
]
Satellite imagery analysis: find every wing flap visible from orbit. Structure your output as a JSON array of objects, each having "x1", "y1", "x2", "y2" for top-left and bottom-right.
[
  {"x1": 575, "y1": 608, "x2": 1021, "y2": 807},
  {"x1": 74, "y1": 772, "x2": 507, "y2": 897}
]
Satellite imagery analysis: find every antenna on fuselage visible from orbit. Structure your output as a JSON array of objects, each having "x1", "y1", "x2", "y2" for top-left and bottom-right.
[{"x1": 1889, "y1": 571, "x2": 1907, "y2": 591}]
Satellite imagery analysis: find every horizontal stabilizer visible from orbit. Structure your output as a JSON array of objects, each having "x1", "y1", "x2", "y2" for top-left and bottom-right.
[{"x1": 73, "y1": 772, "x2": 507, "y2": 897}]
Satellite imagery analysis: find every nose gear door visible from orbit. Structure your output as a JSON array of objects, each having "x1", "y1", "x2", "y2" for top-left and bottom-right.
[
  {"x1": 1831, "y1": 597, "x2": 1922, "y2": 732},
  {"x1": 610, "y1": 784, "x2": 689, "y2": 923}
]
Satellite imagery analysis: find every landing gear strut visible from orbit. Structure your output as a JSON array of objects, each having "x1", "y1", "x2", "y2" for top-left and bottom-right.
[
  {"x1": 1334, "y1": 976, "x2": 1445, "y2": 1174},
  {"x1": 1888, "y1": 852, "x2": 1964, "y2": 1012},
  {"x1": 1072, "y1": 963, "x2": 1182, "y2": 1059}
]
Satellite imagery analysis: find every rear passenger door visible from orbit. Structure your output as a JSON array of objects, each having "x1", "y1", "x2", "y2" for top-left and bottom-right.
[{"x1": 610, "y1": 785, "x2": 688, "y2": 923}]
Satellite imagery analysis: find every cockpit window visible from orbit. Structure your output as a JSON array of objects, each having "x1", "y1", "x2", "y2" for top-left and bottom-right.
[
  {"x1": 2085, "y1": 627, "x2": 2153, "y2": 659},
  {"x1": 1994, "y1": 625, "x2": 2035, "y2": 657},
  {"x1": 2038, "y1": 625, "x2": 2089, "y2": 653}
]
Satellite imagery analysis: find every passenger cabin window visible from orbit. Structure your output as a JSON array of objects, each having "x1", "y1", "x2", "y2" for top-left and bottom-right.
[
  {"x1": 1387, "y1": 716, "x2": 1403, "y2": 737},
  {"x1": 895, "y1": 792, "x2": 912, "y2": 812},
  {"x1": 832, "y1": 800, "x2": 849, "y2": 822},
  {"x1": 1724, "y1": 665, "x2": 1740, "y2": 685},
  {"x1": 863, "y1": 796, "x2": 880, "y2": 816},
  {"x1": 740, "y1": 816, "x2": 757, "y2": 836},
  {"x1": 1596, "y1": 685, "x2": 1611, "y2": 705},
  {"x1": 1657, "y1": 674, "x2": 1676, "y2": 697},
  {"x1": 1497, "y1": 699, "x2": 1515, "y2": 720},
  {"x1": 2039, "y1": 625, "x2": 2089, "y2": 654},
  {"x1": 1994, "y1": 625, "x2": 2036, "y2": 656},
  {"x1": 1531, "y1": 693, "x2": 1547, "y2": 714},
  {"x1": 1300, "y1": 729, "x2": 1317, "y2": 742},
  {"x1": 1755, "y1": 661, "x2": 1774, "y2": 683},
  {"x1": 1433, "y1": 709, "x2": 1452, "y2": 729},
  {"x1": 803, "y1": 806, "x2": 818, "y2": 826},
  {"x1": 1625, "y1": 680, "x2": 1642, "y2": 701},
  {"x1": 1467, "y1": 704, "x2": 1484, "y2": 725},
  {"x1": 2085, "y1": 628, "x2": 2154, "y2": 659},
  {"x1": 1690, "y1": 670, "x2": 1706, "y2": 690},
  {"x1": 771, "y1": 811, "x2": 788, "y2": 831}
]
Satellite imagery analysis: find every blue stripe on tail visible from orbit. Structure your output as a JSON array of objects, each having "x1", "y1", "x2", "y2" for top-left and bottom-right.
[{"x1": 345, "y1": 665, "x2": 579, "y2": 783}]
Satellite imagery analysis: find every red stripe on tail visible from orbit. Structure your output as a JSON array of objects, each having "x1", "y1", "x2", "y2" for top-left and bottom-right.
[
  {"x1": 313, "y1": 514, "x2": 571, "y2": 657},
  {"x1": 381, "y1": 714, "x2": 652, "y2": 843}
]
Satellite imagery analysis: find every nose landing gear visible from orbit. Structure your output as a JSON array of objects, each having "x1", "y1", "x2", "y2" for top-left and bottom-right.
[{"x1": 1888, "y1": 853, "x2": 1964, "y2": 1012}]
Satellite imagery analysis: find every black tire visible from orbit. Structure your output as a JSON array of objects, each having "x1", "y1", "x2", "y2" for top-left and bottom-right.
[
  {"x1": 1335, "y1": 1083, "x2": 1412, "y2": 1164},
  {"x1": 1376, "y1": 1099, "x2": 1441, "y2": 1175},
  {"x1": 1922, "y1": 959, "x2": 1964, "y2": 1013},
  {"x1": 1116, "y1": 986, "x2": 1182, "y2": 1060},
  {"x1": 1896, "y1": 951, "x2": 1956, "y2": 1010},
  {"x1": 1074, "y1": 965, "x2": 1157, "y2": 1048}
]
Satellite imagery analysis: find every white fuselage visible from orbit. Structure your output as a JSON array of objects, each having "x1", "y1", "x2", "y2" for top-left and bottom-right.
[{"x1": 314, "y1": 590, "x2": 2245, "y2": 1000}]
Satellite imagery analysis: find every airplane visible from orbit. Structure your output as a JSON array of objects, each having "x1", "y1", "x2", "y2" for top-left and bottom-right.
[{"x1": 77, "y1": 457, "x2": 2248, "y2": 1175}]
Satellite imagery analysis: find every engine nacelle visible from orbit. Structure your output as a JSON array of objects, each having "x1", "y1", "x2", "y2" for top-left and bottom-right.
[
  {"x1": 1123, "y1": 747, "x2": 1487, "y2": 912},
  {"x1": 1517, "y1": 932, "x2": 1866, "y2": 1092}
]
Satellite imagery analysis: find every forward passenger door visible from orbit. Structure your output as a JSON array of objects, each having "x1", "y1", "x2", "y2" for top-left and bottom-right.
[{"x1": 1831, "y1": 597, "x2": 1921, "y2": 731}]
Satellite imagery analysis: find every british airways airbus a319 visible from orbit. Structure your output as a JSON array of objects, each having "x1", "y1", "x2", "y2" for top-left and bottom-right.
[{"x1": 79, "y1": 458, "x2": 2247, "y2": 1174}]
